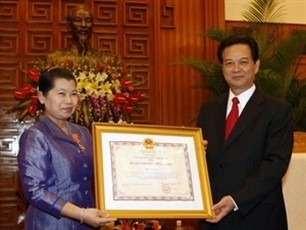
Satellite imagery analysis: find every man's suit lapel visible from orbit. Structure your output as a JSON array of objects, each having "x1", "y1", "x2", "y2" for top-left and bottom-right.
[
  {"x1": 214, "y1": 95, "x2": 228, "y2": 153},
  {"x1": 222, "y1": 89, "x2": 265, "y2": 151}
]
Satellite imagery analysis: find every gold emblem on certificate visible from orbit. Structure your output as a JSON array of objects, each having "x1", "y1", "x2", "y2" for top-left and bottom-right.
[{"x1": 143, "y1": 138, "x2": 154, "y2": 149}]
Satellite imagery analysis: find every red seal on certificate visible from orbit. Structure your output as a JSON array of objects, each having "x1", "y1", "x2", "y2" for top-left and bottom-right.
[{"x1": 162, "y1": 183, "x2": 171, "y2": 194}]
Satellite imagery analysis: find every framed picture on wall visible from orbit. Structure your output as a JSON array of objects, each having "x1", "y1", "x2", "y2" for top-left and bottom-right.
[{"x1": 92, "y1": 123, "x2": 213, "y2": 219}]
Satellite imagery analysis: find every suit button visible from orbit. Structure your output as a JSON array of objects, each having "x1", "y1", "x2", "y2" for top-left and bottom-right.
[{"x1": 219, "y1": 164, "x2": 224, "y2": 168}]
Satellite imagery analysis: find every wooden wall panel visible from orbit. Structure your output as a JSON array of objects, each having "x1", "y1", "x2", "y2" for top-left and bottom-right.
[
  {"x1": 0, "y1": 0, "x2": 225, "y2": 125},
  {"x1": 0, "y1": 0, "x2": 155, "y2": 125},
  {"x1": 155, "y1": 0, "x2": 220, "y2": 126},
  {"x1": 3, "y1": 0, "x2": 306, "y2": 228},
  {"x1": 203, "y1": 0, "x2": 226, "y2": 60},
  {"x1": 0, "y1": 115, "x2": 31, "y2": 230},
  {"x1": 0, "y1": 0, "x2": 223, "y2": 228}
]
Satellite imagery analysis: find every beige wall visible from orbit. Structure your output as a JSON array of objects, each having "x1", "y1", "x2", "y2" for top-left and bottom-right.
[
  {"x1": 283, "y1": 153, "x2": 306, "y2": 230},
  {"x1": 225, "y1": 0, "x2": 306, "y2": 24}
]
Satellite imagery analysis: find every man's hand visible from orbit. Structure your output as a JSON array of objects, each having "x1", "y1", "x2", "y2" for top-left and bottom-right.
[
  {"x1": 202, "y1": 140, "x2": 208, "y2": 151},
  {"x1": 206, "y1": 196, "x2": 235, "y2": 223}
]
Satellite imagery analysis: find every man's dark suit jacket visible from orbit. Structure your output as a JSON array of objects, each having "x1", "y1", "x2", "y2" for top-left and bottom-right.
[{"x1": 197, "y1": 89, "x2": 294, "y2": 230}]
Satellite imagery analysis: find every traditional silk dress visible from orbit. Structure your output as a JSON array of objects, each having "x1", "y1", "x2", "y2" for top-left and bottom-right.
[{"x1": 18, "y1": 116, "x2": 95, "y2": 230}]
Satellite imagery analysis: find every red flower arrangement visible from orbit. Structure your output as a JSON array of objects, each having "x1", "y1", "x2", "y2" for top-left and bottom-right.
[
  {"x1": 12, "y1": 54, "x2": 145, "y2": 128},
  {"x1": 116, "y1": 219, "x2": 162, "y2": 230}
]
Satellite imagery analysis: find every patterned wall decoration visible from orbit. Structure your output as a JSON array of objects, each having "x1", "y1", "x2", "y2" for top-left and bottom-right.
[
  {"x1": 0, "y1": 0, "x2": 154, "y2": 124},
  {"x1": 0, "y1": 0, "x2": 222, "y2": 228},
  {"x1": 0, "y1": 1, "x2": 154, "y2": 229},
  {"x1": 160, "y1": 1, "x2": 175, "y2": 29}
]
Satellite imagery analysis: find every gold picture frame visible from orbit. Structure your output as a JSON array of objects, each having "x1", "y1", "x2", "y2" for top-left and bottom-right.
[{"x1": 92, "y1": 123, "x2": 213, "y2": 219}]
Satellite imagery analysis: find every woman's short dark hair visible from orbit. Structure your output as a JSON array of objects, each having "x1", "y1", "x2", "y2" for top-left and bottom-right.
[
  {"x1": 39, "y1": 67, "x2": 76, "y2": 96},
  {"x1": 217, "y1": 35, "x2": 259, "y2": 63}
]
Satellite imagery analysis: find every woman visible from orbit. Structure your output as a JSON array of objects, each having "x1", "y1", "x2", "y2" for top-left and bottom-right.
[{"x1": 18, "y1": 67, "x2": 116, "y2": 229}]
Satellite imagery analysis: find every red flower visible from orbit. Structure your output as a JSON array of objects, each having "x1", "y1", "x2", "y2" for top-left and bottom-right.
[
  {"x1": 12, "y1": 55, "x2": 144, "y2": 124},
  {"x1": 114, "y1": 93, "x2": 128, "y2": 104},
  {"x1": 130, "y1": 93, "x2": 145, "y2": 103},
  {"x1": 27, "y1": 96, "x2": 38, "y2": 115},
  {"x1": 27, "y1": 69, "x2": 40, "y2": 82},
  {"x1": 119, "y1": 220, "x2": 134, "y2": 230},
  {"x1": 120, "y1": 78, "x2": 134, "y2": 90},
  {"x1": 122, "y1": 104, "x2": 134, "y2": 113},
  {"x1": 14, "y1": 84, "x2": 36, "y2": 100},
  {"x1": 151, "y1": 220, "x2": 161, "y2": 230},
  {"x1": 117, "y1": 220, "x2": 162, "y2": 230},
  {"x1": 95, "y1": 61, "x2": 111, "y2": 73}
]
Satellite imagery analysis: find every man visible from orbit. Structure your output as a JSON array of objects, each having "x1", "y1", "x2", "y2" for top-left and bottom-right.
[
  {"x1": 197, "y1": 35, "x2": 293, "y2": 230},
  {"x1": 66, "y1": 7, "x2": 94, "y2": 56},
  {"x1": 47, "y1": 7, "x2": 98, "y2": 64}
]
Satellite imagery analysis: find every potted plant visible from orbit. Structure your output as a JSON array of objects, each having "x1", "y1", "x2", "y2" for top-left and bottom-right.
[{"x1": 176, "y1": 0, "x2": 306, "y2": 132}]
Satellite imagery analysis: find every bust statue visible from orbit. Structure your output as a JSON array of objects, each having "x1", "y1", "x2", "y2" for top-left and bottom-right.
[
  {"x1": 12, "y1": 7, "x2": 143, "y2": 126},
  {"x1": 67, "y1": 7, "x2": 94, "y2": 56},
  {"x1": 47, "y1": 7, "x2": 101, "y2": 65}
]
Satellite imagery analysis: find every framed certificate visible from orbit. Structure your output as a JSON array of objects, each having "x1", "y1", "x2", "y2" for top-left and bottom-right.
[{"x1": 92, "y1": 123, "x2": 213, "y2": 219}]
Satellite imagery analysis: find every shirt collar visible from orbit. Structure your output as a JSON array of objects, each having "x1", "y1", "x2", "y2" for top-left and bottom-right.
[{"x1": 227, "y1": 84, "x2": 256, "y2": 115}]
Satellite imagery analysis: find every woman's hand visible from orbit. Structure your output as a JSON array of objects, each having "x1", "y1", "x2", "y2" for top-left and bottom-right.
[
  {"x1": 81, "y1": 208, "x2": 117, "y2": 228},
  {"x1": 61, "y1": 202, "x2": 116, "y2": 228}
]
